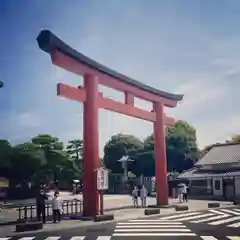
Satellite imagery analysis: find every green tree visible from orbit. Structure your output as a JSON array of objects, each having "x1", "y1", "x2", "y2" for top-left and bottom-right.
[
  {"x1": 10, "y1": 142, "x2": 46, "y2": 184},
  {"x1": 103, "y1": 133, "x2": 144, "y2": 173},
  {"x1": 66, "y1": 139, "x2": 83, "y2": 160},
  {"x1": 66, "y1": 139, "x2": 83, "y2": 179},
  {"x1": 143, "y1": 120, "x2": 199, "y2": 173},
  {"x1": 165, "y1": 120, "x2": 199, "y2": 171},
  {"x1": 0, "y1": 140, "x2": 12, "y2": 171},
  {"x1": 231, "y1": 135, "x2": 240, "y2": 143},
  {"x1": 31, "y1": 134, "x2": 69, "y2": 182}
]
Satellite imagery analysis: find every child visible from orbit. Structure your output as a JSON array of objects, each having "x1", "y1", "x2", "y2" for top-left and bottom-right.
[{"x1": 52, "y1": 191, "x2": 62, "y2": 223}]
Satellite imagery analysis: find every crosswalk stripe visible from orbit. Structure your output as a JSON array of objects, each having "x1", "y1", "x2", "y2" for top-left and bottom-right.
[
  {"x1": 128, "y1": 219, "x2": 172, "y2": 222},
  {"x1": 191, "y1": 214, "x2": 230, "y2": 223},
  {"x1": 117, "y1": 222, "x2": 182, "y2": 225},
  {"x1": 116, "y1": 225, "x2": 186, "y2": 228},
  {"x1": 69, "y1": 237, "x2": 86, "y2": 240},
  {"x1": 96, "y1": 236, "x2": 111, "y2": 240},
  {"x1": 227, "y1": 237, "x2": 240, "y2": 240},
  {"x1": 44, "y1": 237, "x2": 61, "y2": 240},
  {"x1": 18, "y1": 238, "x2": 35, "y2": 240},
  {"x1": 159, "y1": 211, "x2": 200, "y2": 220},
  {"x1": 173, "y1": 213, "x2": 215, "y2": 221},
  {"x1": 114, "y1": 228, "x2": 191, "y2": 232},
  {"x1": 112, "y1": 233, "x2": 196, "y2": 236},
  {"x1": 210, "y1": 216, "x2": 240, "y2": 225},
  {"x1": 208, "y1": 209, "x2": 226, "y2": 215},
  {"x1": 220, "y1": 209, "x2": 240, "y2": 215},
  {"x1": 0, "y1": 238, "x2": 10, "y2": 240},
  {"x1": 228, "y1": 221, "x2": 240, "y2": 228},
  {"x1": 233, "y1": 209, "x2": 240, "y2": 212},
  {"x1": 200, "y1": 237, "x2": 218, "y2": 240},
  {"x1": 127, "y1": 220, "x2": 182, "y2": 224}
]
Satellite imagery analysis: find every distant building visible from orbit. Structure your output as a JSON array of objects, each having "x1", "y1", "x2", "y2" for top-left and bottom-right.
[{"x1": 178, "y1": 142, "x2": 240, "y2": 200}]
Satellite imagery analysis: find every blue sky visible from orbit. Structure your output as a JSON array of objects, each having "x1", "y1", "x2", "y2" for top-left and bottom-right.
[{"x1": 1, "y1": 0, "x2": 240, "y2": 155}]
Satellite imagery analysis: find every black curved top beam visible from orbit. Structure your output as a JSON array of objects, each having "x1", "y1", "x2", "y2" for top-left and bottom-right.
[{"x1": 37, "y1": 30, "x2": 183, "y2": 102}]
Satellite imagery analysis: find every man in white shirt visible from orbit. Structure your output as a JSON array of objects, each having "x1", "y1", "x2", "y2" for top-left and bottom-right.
[{"x1": 52, "y1": 191, "x2": 62, "y2": 223}]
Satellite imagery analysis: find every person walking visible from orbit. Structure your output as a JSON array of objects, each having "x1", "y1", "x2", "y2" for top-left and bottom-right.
[
  {"x1": 140, "y1": 185, "x2": 148, "y2": 208},
  {"x1": 132, "y1": 186, "x2": 139, "y2": 208},
  {"x1": 36, "y1": 189, "x2": 48, "y2": 223},
  {"x1": 182, "y1": 184, "x2": 188, "y2": 203},
  {"x1": 178, "y1": 184, "x2": 184, "y2": 203},
  {"x1": 52, "y1": 191, "x2": 62, "y2": 223}
]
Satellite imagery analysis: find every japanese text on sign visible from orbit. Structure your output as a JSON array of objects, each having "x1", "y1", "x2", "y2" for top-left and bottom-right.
[{"x1": 97, "y1": 168, "x2": 109, "y2": 190}]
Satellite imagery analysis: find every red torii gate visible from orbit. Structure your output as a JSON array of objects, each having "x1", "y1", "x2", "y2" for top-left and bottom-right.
[{"x1": 37, "y1": 30, "x2": 183, "y2": 217}]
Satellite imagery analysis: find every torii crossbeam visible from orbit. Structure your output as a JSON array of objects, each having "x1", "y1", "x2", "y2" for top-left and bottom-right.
[{"x1": 37, "y1": 30, "x2": 183, "y2": 217}]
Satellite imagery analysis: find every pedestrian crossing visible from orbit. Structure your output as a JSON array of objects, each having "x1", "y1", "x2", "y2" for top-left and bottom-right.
[
  {"x1": 1, "y1": 235, "x2": 240, "y2": 239},
  {"x1": 0, "y1": 237, "x2": 111, "y2": 240},
  {"x1": 158, "y1": 208, "x2": 240, "y2": 228},
  {"x1": 112, "y1": 219, "x2": 196, "y2": 236}
]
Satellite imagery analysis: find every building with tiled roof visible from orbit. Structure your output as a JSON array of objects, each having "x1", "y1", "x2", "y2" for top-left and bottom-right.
[{"x1": 178, "y1": 142, "x2": 240, "y2": 200}]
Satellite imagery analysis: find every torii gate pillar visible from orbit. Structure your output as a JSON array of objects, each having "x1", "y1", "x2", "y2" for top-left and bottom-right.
[
  {"x1": 83, "y1": 75, "x2": 100, "y2": 216},
  {"x1": 154, "y1": 102, "x2": 168, "y2": 204}
]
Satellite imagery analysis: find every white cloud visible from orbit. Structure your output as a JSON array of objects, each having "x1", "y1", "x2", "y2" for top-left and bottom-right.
[
  {"x1": 18, "y1": 112, "x2": 41, "y2": 128},
  {"x1": 196, "y1": 114, "x2": 240, "y2": 148},
  {"x1": 170, "y1": 81, "x2": 226, "y2": 117}
]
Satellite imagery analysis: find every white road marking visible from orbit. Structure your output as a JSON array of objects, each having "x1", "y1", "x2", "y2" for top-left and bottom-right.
[
  {"x1": 209, "y1": 209, "x2": 227, "y2": 215},
  {"x1": 220, "y1": 209, "x2": 240, "y2": 215},
  {"x1": 117, "y1": 222, "x2": 182, "y2": 225},
  {"x1": 200, "y1": 237, "x2": 218, "y2": 240},
  {"x1": 128, "y1": 219, "x2": 178, "y2": 222},
  {"x1": 96, "y1": 237, "x2": 112, "y2": 240},
  {"x1": 116, "y1": 225, "x2": 186, "y2": 228},
  {"x1": 191, "y1": 214, "x2": 230, "y2": 223},
  {"x1": 0, "y1": 238, "x2": 10, "y2": 240},
  {"x1": 174, "y1": 213, "x2": 215, "y2": 221},
  {"x1": 44, "y1": 237, "x2": 61, "y2": 240},
  {"x1": 112, "y1": 233, "x2": 196, "y2": 236},
  {"x1": 227, "y1": 237, "x2": 240, "y2": 240},
  {"x1": 114, "y1": 228, "x2": 191, "y2": 232},
  {"x1": 210, "y1": 216, "x2": 240, "y2": 225},
  {"x1": 18, "y1": 238, "x2": 35, "y2": 240},
  {"x1": 126, "y1": 220, "x2": 182, "y2": 224},
  {"x1": 159, "y1": 212, "x2": 201, "y2": 220},
  {"x1": 69, "y1": 237, "x2": 86, "y2": 240},
  {"x1": 228, "y1": 221, "x2": 240, "y2": 228}
]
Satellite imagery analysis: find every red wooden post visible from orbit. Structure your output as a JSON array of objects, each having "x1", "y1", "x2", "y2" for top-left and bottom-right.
[
  {"x1": 154, "y1": 101, "x2": 168, "y2": 205},
  {"x1": 82, "y1": 74, "x2": 100, "y2": 216}
]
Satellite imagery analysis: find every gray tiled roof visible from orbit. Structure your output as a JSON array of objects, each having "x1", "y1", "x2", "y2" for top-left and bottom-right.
[
  {"x1": 195, "y1": 143, "x2": 240, "y2": 166},
  {"x1": 179, "y1": 168, "x2": 240, "y2": 179}
]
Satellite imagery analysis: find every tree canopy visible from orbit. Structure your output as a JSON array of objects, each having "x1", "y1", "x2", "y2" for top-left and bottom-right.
[
  {"x1": 0, "y1": 135, "x2": 82, "y2": 189},
  {"x1": 103, "y1": 120, "x2": 199, "y2": 176},
  {"x1": 3, "y1": 118, "x2": 233, "y2": 192},
  {"x1": 103, "y1": 133, "x2": 144, "y2": 173}
]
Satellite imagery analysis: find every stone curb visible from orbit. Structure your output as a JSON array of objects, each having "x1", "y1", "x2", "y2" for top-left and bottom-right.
[
  {"x1": 208, "y1": 202, "x2": 220, "y2": 208},
  {"x1": 144, "y1": 208, "x2": 160, "y2": 215}
]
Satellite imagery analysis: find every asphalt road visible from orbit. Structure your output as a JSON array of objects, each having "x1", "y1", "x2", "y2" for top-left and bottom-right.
[{"x1": 4, "y1": 213, "x2": 240, "y2": 240}]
